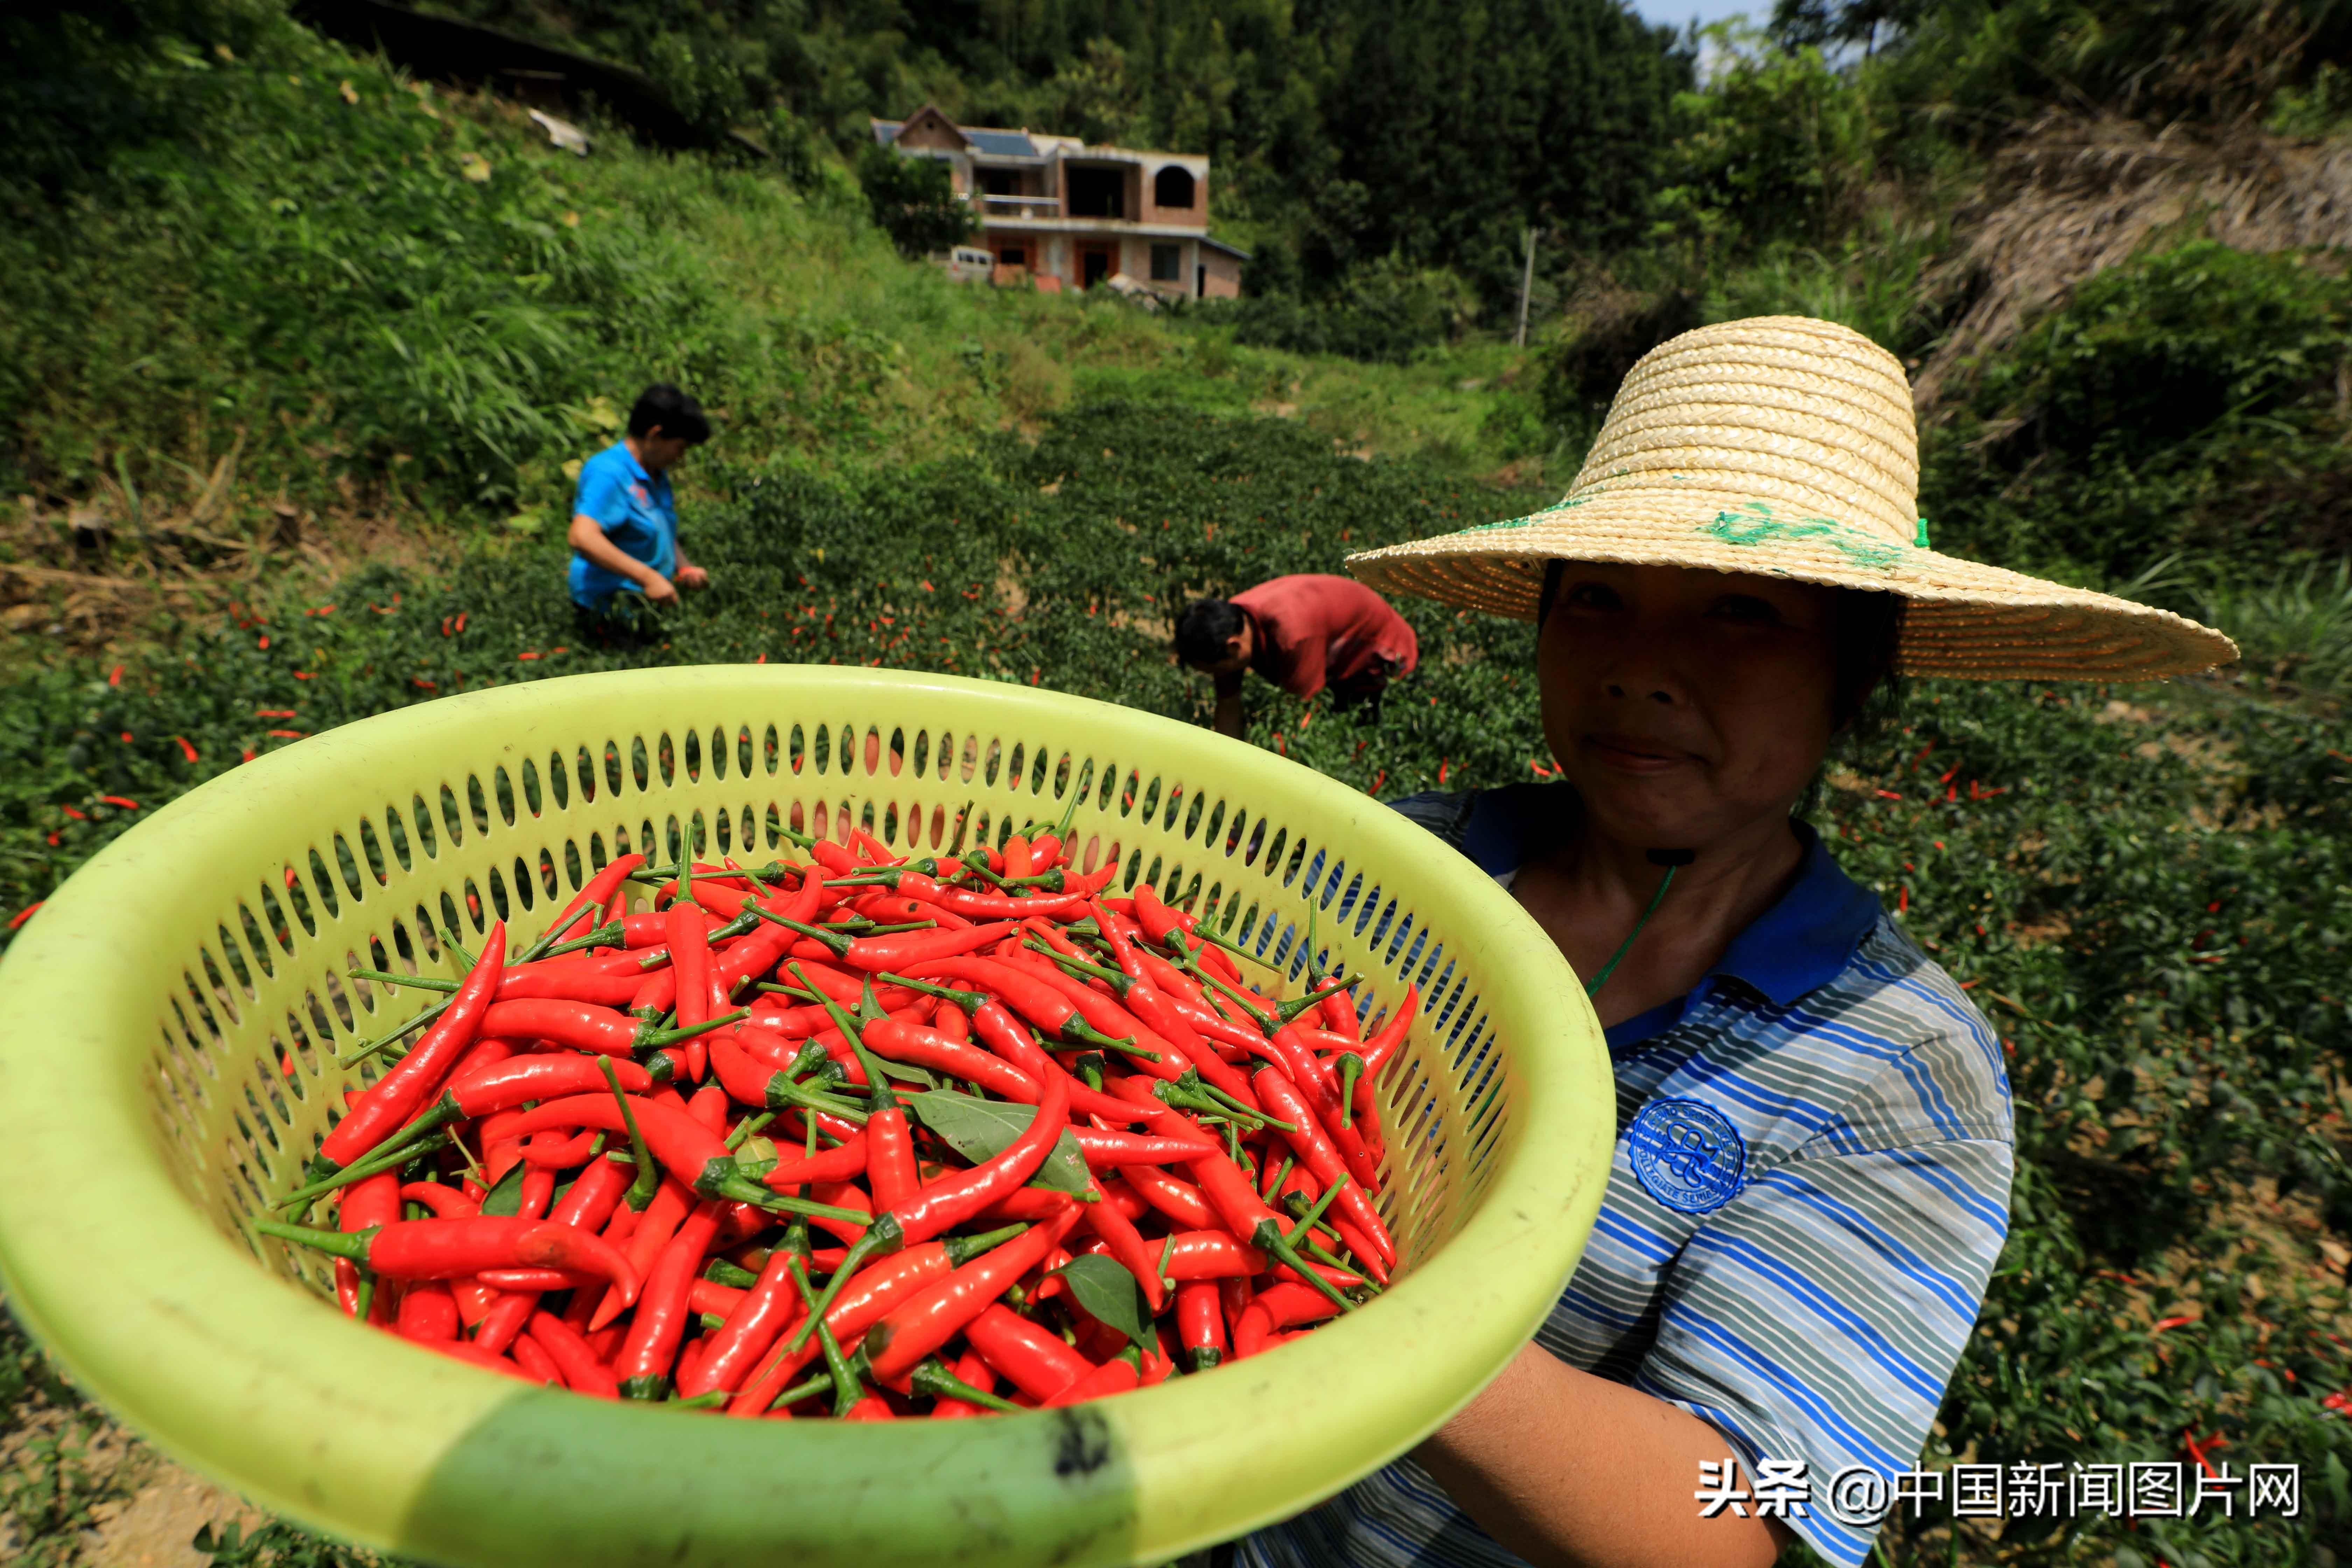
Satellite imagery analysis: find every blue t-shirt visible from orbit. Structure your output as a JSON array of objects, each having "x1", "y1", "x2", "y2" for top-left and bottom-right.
[
  {"x1": 567, "y1": 441, "x2": 677, "y2": 609},
  {"x1": 1240, "y1": 784, "x2": 2014, "y2": 1568}
]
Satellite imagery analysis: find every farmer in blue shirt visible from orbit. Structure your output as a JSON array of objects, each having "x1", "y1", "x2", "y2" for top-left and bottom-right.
[
  {"x1": 568, "y1": 383, "x2": 711, "y2": 639},
  {"x1": 1237, "y1": 318, "x2": 2234, "y2": 1568}
]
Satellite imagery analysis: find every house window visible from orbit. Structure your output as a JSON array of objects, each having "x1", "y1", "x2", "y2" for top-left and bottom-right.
[
  {"x1": 1153, "y1": 166, "x2": 1195, "y2": 209},
  {"x1": 976, "y1": 168, "x2": 1018, "y2": 197},
  {"x1": 1150, "y1": 244, "x2": 1182, "y2": 282},
  {"x1": 995, "y1": 245, "x2": 1027, "y2": 268},
  {"x1": 1068, "y1": 167, "x2": 1125, "y2": 218}
]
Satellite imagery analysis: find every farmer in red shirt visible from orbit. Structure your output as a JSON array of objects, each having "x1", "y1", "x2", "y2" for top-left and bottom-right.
[{"x1": 1176, "y1": 574, "x2": 1420, "y2": 738}]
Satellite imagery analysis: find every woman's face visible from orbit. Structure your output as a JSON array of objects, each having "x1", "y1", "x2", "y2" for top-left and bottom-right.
[{"x1": 1539, "y1": 562, "x2": 1841, "y2": 850}]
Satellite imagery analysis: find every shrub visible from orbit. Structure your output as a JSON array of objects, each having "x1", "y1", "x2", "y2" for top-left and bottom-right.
[{"x1": 1926, "y1": 241, "x2": 2352, "y2": 577}]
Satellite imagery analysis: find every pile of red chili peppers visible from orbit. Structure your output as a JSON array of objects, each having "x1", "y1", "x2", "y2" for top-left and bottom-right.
[{"x1": 256, "y1": 817, "x2": 1415, "y2": 1418}]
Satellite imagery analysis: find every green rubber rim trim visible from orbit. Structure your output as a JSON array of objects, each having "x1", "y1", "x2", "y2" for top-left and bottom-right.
[{"x1": 0, "y1": 666, "x2": 1611, "y2": 1568}]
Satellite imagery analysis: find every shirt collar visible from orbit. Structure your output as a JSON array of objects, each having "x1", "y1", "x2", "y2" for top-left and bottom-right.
[
  {"x1": 612, "y1": 441, "x2": 653, "y2": 485},
  {"x1": 1460, "y1": 782, "x2": 1881, "y2": 1008}
]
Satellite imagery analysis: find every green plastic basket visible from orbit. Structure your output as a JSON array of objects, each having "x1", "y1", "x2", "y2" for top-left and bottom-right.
[{"x1": 0, "y1": 666, "x2": 1610, "y2": 1568}]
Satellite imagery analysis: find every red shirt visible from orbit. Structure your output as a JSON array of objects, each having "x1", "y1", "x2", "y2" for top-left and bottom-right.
[{"x1": 1230, "y1": 575, "x2": 1419, "y2": 700}]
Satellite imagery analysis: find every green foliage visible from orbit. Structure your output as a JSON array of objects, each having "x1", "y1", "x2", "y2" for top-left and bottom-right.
[
  {"x1": 1862, "y1": 0, "x2": 2352, "y2": 134},
  {"x1": 1650, "y1": 29, "x2": 1877, "y2": 254},
  {"x1": 1926, "y1": 242, "x2": 2352, "y2": 579},
  {"x1": 4, "y1": 404, "x2": 2350, "y2": 1563},
  {"x1": 1225, "y1": 260, "x2": 1479, "y2": 365},
  {"x1": 854, "y1": 141, "x2": 975, "y2": 260},
  {"x1": 2199, "y1": 558, "x2": 2352, "y2": 695}
]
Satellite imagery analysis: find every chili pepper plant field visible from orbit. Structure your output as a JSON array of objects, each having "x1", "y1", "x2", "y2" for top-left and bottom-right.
[{"x1": 2, "y1": 402, "x2": 2350, "y2": 1565}]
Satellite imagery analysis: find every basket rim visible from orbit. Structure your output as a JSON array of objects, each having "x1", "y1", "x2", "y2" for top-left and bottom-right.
[{"x1": 0, "y1": 664, "x2": 1613, "y2": 1568}]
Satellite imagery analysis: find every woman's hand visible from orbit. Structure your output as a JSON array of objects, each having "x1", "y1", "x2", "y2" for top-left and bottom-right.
[
  {"x1": 1415, "y1": 1342, "x2": 1787, "y2": 1568},
  {"x1": 676, "y1": 562, "x2": 709, "y2": 590}
]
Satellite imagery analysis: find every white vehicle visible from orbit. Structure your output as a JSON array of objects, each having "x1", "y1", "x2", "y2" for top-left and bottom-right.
[{"x1": 943, "y1": 246, "x2": 994, "y2": 282}]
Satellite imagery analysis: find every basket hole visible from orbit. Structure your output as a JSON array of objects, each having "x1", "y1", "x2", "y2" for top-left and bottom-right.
[
  {"x1": 786, "y1": 724, "x2": 805, "y2": 775},
  {"x1": 911, "y1": 730, "x2": 932, "y2": 777},
  {"x1": 603, "y1": 740, "x2": 625, "y2": 797},
  {"x1": 1182, "y1": 791, "x2": 1208, "y2": 841},
  {"x1": 958, "y1": 734, "x2": 979, "y2": 784},
  {"x1": 683, "y1": 729, "x2": 702, "y2": 783},
  {"x1": 880, "y1": 801, "x2": 901, "y2": 847},
  {"x1": 1198, "y1": 798, "x2": 1227, "y2": 850},
  {"x1": 624, "y1": 737, "x2": 647, "y2": 793},
  {"x1": 471, "y1": 775, "x2": 498, "y2": 835},
  {"x1": 1050, "y1": 751, "x2": 1074, "y2": 804},
  {"x1": 546, "y1": 751, "x2": 570, "y2": 811},
  {"x1": 376, "y1": 810, "x2": 409, "y2": 876},
  {"x1": 211, "y1": 927, "x2": 255, "y2": 1005},
  {"x1": 254, "y1": 882, "x2": 299, "y2": 953},
  {"x1": 306, "y1": 850, "x2": 342, "y2": 920},
  {"x1": 885, "y1": 727, "x2": 906, "y2": 777},
  {"x1": 1095, "y1": 761, "x2": 1120, "y2": 813},
  {"x1": 517, "y1": 760, "x2": 542, "y2": 820},
  {"x1": 1078, "y1": 833, "x2": 1101, "y2": 875},
  {"x1": 740, "y1": 725, "x2": 758, "y2": 778},
  {"x1": 349, "y1": 824, "x2": 389, "y2": 895},
  {"x1": 656, "y1": 733, "x2": 678, "y2": 789}
]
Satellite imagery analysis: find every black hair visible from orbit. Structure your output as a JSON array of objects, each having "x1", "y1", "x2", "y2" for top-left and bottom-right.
[
  {"x1": 1536, "y1": 559, "x2": 1904, "y2": 735},
  {"x1": 1174, "y1": 599, "x2": 1249, "y2": 668},
  {"x1": 627, "y1": 383, "x2": 711, "y2": 445}
]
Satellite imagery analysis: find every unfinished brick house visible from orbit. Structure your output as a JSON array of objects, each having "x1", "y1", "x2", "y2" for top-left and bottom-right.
[{"x1": 872, "y1": 105, "x2": 1248, "y2": 300}]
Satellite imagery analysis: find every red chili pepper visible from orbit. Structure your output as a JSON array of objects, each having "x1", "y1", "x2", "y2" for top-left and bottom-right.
[
  {"x1": 1000, "y1": 835, "x2": 1035, "y2": 880},
  {"x1": 503, "y1": 1094, "x2": 844, "y2": 1219},
  {"x1": 1176, "y1": 1279, "x2": 1227, "y2": 1370},
  {"x1": 1252, "y1": 1067, "x2": 1396, "y2": 1268},
  {"x1": 474, "y1": 998, "x2": 743, "y2": 1059},
  {"x1": 964, "y1": 1302, "x2": 1096, "y2": 1401},
  {"x1": 783, "y1": 1069, "x2": 1072, "y2": 1353},
  {"x1": 865, "y1": 1106, "x2": 919, "y2": 1212},
  {"x1": 335, "y1": 1171, "x2": 401, "y2": 1318},
  {"x1": 770, "y1": 915, "x2": 1020, "y2": 974},
  {"x1": 614, "y1": 1199, "x2": 723, "y2": 1398},
  {"x1": 255, "y1": 1216, "x2": 641, "y2": 1306},
  {"x1": 861, "y1": 1017, "x2": 1040, "y2": 1101},
  {"x1": 396, "y1": 1283, "x2": 460, "y2": 1343},
  {"x1": 723, "y1": 1225, "x2": 1027, "y2": 1416},
  {"x1": 863, "y1": 1203, "x2": 1082, "y2": 1380},
  {"x1": 526, "y1": 1311, "x2": 620, "y2": 1398},
  {"x1": 679, "y1": 1249, "x2": 807, "y2": 1400},
  {"x1": 320, "y1": 924, "x2": 507, "y2": 1168},
  {"x1": 398, "y1": 1182, "x2": 478, "y2": 1219},
  {"x1": 1079, "y1": 1174, "x2": 1166, "y2": 1311},
  {"x1": 1066, "y1": 1127, "x2": 1214, "y2": 1168},
  {"x1": 1045, "y1": 1355, "x2": 1138, "y2": 1406},
  {"x1": 528, "y1": 853, "x2": 646, "y2": 957},
  {"x1": 1122, "y1": 1164, "x2": 1220, "y2": 1231}
]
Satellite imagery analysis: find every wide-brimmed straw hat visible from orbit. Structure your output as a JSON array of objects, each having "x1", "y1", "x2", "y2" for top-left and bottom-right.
[{"x1": 1346, "y1": 315, "x2": 2236, "y2": 680}]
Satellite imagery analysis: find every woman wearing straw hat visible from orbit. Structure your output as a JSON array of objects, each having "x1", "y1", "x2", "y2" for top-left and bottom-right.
[{"x1": 1236, "y1": 318, "x2": 2234, "y2": 1568}]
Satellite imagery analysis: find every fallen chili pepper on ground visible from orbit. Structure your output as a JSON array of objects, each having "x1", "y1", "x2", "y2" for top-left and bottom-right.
[{"x1": 260, "y1": 838, "x2": 1403, "y2": 1410}]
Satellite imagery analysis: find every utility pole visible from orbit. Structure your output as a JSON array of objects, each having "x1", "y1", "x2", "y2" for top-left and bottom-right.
[{"x1": 1514, "y1": 226, "x2": 1538, "y2": 348}]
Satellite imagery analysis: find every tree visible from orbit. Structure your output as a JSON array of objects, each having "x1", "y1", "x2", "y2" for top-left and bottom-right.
[{"x1": 855, "y1": 143, "x2": 975, "y2": 259}]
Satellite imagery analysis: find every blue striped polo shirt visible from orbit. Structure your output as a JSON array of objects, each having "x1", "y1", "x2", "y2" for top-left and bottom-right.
[{"x1": 1238, "y1": 784, "x2": 2014, "y2": 1568}]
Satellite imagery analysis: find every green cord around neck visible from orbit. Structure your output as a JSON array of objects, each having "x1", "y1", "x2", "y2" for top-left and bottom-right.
[{"x1": 1582, "y1": 862, "x2": 1681, "y2": 1000}]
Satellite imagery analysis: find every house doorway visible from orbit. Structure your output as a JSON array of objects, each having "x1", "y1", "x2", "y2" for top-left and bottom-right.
[{"x1": 1080, "y1": 244, "x2": 1117, "y2": 289}]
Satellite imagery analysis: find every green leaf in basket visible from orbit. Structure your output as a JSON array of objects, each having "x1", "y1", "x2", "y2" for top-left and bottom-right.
[
  {"x1": 478, "y1": 1162, "x2": 528, "y2": 1217},
  {"x1": 1052, "y1": 1254, "x2": 1155, "y2": 1349},
  {"x1": 906, "y1": 1088, "x2": 1090, "y2": 1194}
]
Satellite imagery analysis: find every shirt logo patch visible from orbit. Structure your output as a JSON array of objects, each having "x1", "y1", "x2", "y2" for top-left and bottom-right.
[
  {"x1": 630, "y1": 483, "x2": 650, "y2": 504},
  {"x1": 1626, "y1": 1098, "x2": 1746, "y2": 1214}
]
